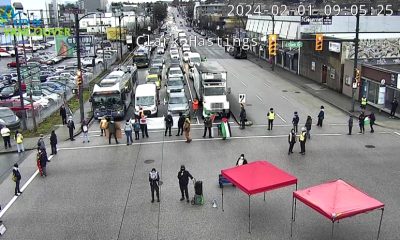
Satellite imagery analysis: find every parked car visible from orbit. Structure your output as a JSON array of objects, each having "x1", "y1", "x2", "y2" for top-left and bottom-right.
[
  {"x1": 0, "y1": 86, "x2": 18, "y2": 99},
  {"x1": 7, "y1": 59, "x2": 26, "y2": 68},
  {"x1": 166, "y1": 77, "x2": 185, "y2": 94},
  {"x1": 167, "y1": 91, "x2": 189, "y2": 116},
  {"x1": 0, "y1": 107, "x2": 20, "y2": 129},
  {"x1": 39, "y1": 71, "x2": 54, "y2": 82}
]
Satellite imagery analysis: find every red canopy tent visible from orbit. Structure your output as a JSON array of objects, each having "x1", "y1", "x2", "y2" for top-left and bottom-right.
[
  {"x1": 221, "y1": 161, "x2": 297, "y2": 233},
  {"x1": 291, "y1": 179, "x2": 385, "y2": 240}
]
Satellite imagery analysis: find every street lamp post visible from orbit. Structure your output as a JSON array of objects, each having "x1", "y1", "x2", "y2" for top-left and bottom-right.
[{"x1": 351, "y1": 12, "x2": 360, "y2": 112}]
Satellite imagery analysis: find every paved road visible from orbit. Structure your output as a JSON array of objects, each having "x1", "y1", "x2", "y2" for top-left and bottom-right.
[{"x1": 1, "y1": 8, "x2": 400, "y2": 240}]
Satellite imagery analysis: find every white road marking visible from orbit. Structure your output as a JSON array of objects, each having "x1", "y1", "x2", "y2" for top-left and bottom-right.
[
  {"x1": 264, "y1": 82, "x2": 271, "y2": 88},
  {"x1": 394, "y1": 132, "x2": 400, "y2": 136},
  {"x1": 276, "y1": 113, "x2": 287, "y2": 123},
  {"x1": 240, "y1": 80, "x2": 247, "y2": 87},
  {"x1": 256, "y1": 94, "x2": 263, "y2": 103},
  {"x1": 281, "y1": 96, "x2": 290, "y2": 102},
  {"x1": 0, "y1": 155, "x2": 54, "y2": 218}
]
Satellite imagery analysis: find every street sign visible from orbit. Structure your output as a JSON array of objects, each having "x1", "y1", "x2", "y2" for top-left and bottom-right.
[
  {"x1": 285, "y1": 41, "x2": 303, "y2": 49},
  {"x1": 239, "y1": 94, "x2": 246, "y2": 104},
  {"x1": 301, "y1": 16, "x2": 332, "y2": 25}
]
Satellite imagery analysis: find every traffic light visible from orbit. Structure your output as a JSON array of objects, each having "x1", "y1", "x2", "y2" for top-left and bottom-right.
[
  {"x1": 268, "y1": 34, "x2": 277, "y2": 56},
  {"x1": 315, "y1": 34, "x2": 323, "y2": 51},
  {"x1": 355, "y1": 68, "x2": 361, "y2": 86},
  {"x1": 76, "y1": 70, "x2": 83, "y2": 86}
]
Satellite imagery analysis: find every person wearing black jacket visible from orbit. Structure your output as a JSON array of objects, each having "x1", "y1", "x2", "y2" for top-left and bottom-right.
[
  {"x1": 149, "y1": 168, "x2": 160, "y2": 203},
  {"x1": 176, "y1": 112, "x2": 185, "y2": 136},
  {"x1": 317, "y1": 106, "x2": 325, "y2": 127},
  {"x1": 359, "y1": 113, "x2": 365, "y2": 134},
  {"x1": 202, "y1": 115, "x2": 212, "y2": 138},
  {"x1": 288, "y1": 129, "x2": 296, "y2": 155},
  {"x1": 305, "y1": 116, "x2": 312, "y2": 139},
  {"x1": 177, "y1": 165, "x2": 193, "y2": 202},
  {"x1": 12, "y1": 163, "x2": 22, "y2": 196},
  {"x1": 239, "y1": 104, "x2": 246, "y2": 129},
  {"x1": 236, "y1": 154, "x2": 248, "y2": 166},
  {"x1": 292, "y1": 112, "x2": 299, "y2": 133},
  {"x1": 39, "y1": 149, "x2": 48, "y2": 177},
  {"x1": 67, "y1": 117, "x2": 75, "y2": 141},
  {"x1": 50, "y1": 130, "x2": 57, "y2": 155},
  {"x1": 164, "y1": 112, "x2": 173, "y2": 137},
  {"x1": 60, "y1": 104, "x2": 67, "y2": 125}
]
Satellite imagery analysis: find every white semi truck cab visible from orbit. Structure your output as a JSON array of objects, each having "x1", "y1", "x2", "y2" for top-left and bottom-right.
[{"x1": 192, "y1": 61, "x2": 230, "y2": 117}]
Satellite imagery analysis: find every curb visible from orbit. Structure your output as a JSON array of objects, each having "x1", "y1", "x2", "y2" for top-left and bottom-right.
[{"x1": 247, "y1": 56, "x2": 400, "y2": 131}]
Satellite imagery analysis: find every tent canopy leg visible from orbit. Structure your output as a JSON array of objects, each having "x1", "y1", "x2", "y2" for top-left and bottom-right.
[
  {"x1": 377, "y1": 208, "x2": 384, "y2": 240},
  {"x1": 248, "y1": 195, "x2": 251, "y2": 234}
]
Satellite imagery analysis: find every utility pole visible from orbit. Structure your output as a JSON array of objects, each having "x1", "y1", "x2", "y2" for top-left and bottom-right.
[
  {"x1": 351, "y1": 12, "x2": 360, "y2": 112},
  {"x1": 119, "y1": 15, "x2": 123, "y2": 60},
  {"x1": 75, "y1": 12, "x2": 84, "y2": 122},
  {"x1": 11, "y1": 20, "x2": 27, "y2": 130}
]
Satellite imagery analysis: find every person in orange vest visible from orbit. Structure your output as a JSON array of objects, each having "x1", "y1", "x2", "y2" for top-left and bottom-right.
[{"x1": 192, "y1": 98, "x2": 199, "y2": 117}]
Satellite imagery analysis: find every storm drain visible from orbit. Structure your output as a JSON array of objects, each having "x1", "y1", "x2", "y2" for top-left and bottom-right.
[
  {"x1": 282, "y1": 90, "x2": 288, "y2": 92},
  {"x1": 246, "y1": 104, "x2": 253, "y2": 106},
  {"x1": 365, "y1": 145, "x2": 376, "y2": 149},
  {"x1": 144, "y1": 159, "x2": 155, "y2": 164},
  {"x1": 295, "y1": 91, "x2": 301, "y2": 94}
]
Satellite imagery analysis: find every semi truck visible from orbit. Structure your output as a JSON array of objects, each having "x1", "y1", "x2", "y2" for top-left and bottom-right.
[{"x1": 192, "y1": 61, "x2": 230, "y2": 117}]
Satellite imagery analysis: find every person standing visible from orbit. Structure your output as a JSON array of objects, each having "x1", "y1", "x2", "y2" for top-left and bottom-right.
[
  {"x1": 107, "y1": 118, "x2": 119, "y2": 144},
  {"x1": 299, "y1": 127, "x2": 307, "y2": 155},
  {"x1": 390, "y1": 98, "x2": 398, "y2": 118},
  {"x1": 239, "y1": 104, "x2": 246, "y2": 129},
  {"x1": 81, "y1": 120, "x2": 89, "y2": 143},
  {"x1": 202, "y1": 115, "x2": 212, "y2": 138},
  {"x1": 292, "y1": 111, "x2": 299, "y2": 133},
  {"x1": 149, "y1": 168, "x2": 160, "y2": 203},
  {"x1": 140, "y1": 114, "x2": 149, "y2": 138},
  {"x1": 192, "y1": 98, "x2": 199, "y2": 117},
  {"x1": 14, "y1": 130, "x2": 24, "y2": 154},
  {"x1": 124, "y1": 119, "x2": 133, "y2": 145},
  {"x1": 67, "y1": 117, "x2": 75, "y2": 141},
  {"x1": 164, "y1": 112, "x2": 173, "y2": 137},
  {"x1": 100, "y1": 117, "x2": 108, "y2": 136},
  {"x1": 348, "y1": 115, "x2": 353, "y2": 135},
  {"x1": 133, "y1": 118, "x2": 140, "y2": 140},
  {"x1": 317, "y1": 106, "x2": 325, "y2": 127},
  {"x1": 12, "y1": 163, "x2": 22, "y2": 196},
  {"x1": 50, "y1": 130, "x2": 57, "y2": 155},
  {"x1": 267, "y1": 108, "x2": 275, "y2": 130},
  {"x1": 39, "y1": 149, "x2": 48, "y2": 177},
  {"x1": 359, "y1": 113, "x2": 365, "y2": 134},
  {"x1": 360, "y1": 96, "x2": 367, "y2": 110},
  {"x1": 177, "y1": 165, "x2": 193, "y2": 202},
  {"x1": 60, "y1": 104, "x2": 67, "y2": 125},
  {"x1": 183, "y1": 118, "x2": 192, "y2": 143},
  {"x1": 288, "y1": 129, "x2": 296, "y2": 155},
  {"x1": 176, "y1": 112, "x2": 185, "y2": 136},
  {"x1": 236, "y1": 154, "x2": 248, "y2": 166},
  {"x1": 1, "y1": 125, "x2": 11, "y2": 149},
  {"x1": 369, "y1": 112, "x2": 376, "y2": 133},
  {"x1": 37, "y1": 134, "x2": 49, "y2": 162},
  {"x1": 305, "y1": 116, "x2": 312, "y2": 139}
]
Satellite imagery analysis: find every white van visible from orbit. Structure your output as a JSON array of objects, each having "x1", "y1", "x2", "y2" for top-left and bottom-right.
[
  {"x1": 135, "y1": 84, "x2": 158, "y2": 117},
  {"x1": 188, "y1": 52, "x2": 201, "y2": 68}
]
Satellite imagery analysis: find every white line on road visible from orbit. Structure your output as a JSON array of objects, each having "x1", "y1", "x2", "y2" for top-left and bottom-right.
[
  {"x1": 264, "y1": 82, "x2": 271, "y2": 88},
  {"x1": 58, "y1": 132, "x2": 353, "y2": 151},
  {"x1": 276, "y1": 113, "x2": 287, "y2": 123},
  {"x1": 0, "y1": 155, "x2": 53, "y2": 219},
  {"x1": 240, "y1": 81, "x2": 247, "y2": 87},
  {"x1": 281, "y1": 96, "x2": 290, "y2": 102},
  {"x1": 394, "y1": 132, "x2": 400, "y2": 136},
  {"x1": 256, "y1": 94, "x2": 263, "y2": 103}
]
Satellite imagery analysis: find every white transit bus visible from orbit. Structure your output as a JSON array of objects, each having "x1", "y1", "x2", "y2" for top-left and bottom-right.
[{"x1": 91, "y1": 67, "x2": 138, "y2": 119}]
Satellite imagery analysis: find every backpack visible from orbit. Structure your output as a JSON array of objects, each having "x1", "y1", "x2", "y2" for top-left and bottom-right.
[{"x1": 82, "y1": 125, "x2": 88, "y2": 132}]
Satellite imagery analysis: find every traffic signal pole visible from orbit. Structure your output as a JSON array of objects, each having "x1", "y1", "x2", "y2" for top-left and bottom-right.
[
  {"x1": 75, "y1": 12, "x2": 84, "y2": 123},
  {"x1": 351, "y1": 12, "x2": 360, "y2": 112}
]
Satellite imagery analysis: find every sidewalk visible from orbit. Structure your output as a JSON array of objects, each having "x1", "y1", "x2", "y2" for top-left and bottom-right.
[{"x1": 247, "y1": 54, "x2": 400, "y2": 130}]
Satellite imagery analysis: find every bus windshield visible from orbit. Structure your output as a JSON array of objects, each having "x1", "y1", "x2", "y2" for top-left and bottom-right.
[
  {"x1": 92, "y1": 94, "x2": 122, "y2": 107},
  {"x1": 136, "y1": 96, "x2": 154, "y2": 106}
]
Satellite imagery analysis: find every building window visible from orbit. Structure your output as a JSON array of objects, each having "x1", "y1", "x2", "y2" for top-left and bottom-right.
[{"x1": 345, "y1": 75, "x2": 351, "y2": 86}]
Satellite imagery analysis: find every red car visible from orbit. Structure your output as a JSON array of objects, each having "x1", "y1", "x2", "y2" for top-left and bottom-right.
[{"x1": 7, "y1": 60, "x2": 26, "y2": 68}]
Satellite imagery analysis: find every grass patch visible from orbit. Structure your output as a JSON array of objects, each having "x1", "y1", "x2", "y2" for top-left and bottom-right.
[{"x1": 21, "y1": 70, "x2": 109, "y2": 138}]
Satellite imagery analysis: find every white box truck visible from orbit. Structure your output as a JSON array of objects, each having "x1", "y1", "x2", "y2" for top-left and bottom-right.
[{"x1": 192, "y1": 61, "x2": 230, "y2": 117}]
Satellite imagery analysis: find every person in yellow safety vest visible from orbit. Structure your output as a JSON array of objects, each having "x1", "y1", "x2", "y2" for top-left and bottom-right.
[
  {"x1": 299, "y1": 127, "x2": 307, "y2": 155},
  {"x1": 361, "y1": 96, "x2": 367, "y2": 109},
  {"x1": 14, "y1": 130, "x2": 24, "y2": 153},
  {"x1": 267, "y1": 108, "x2": 275, "y2": 130}
]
